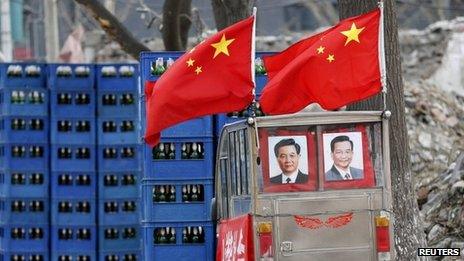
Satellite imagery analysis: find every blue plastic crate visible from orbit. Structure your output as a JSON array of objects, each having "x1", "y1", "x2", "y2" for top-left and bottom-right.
[
  {"x1": 0, "y1": 250, "x2": 48, "y2": 261},
  {"x1": 96, "y1": 64, "x2": 139, "y2": 90},
  {"x1": 51, "y1": 198, "x2": 96, "y2": 225},
  {"x1": 0, "y1": 169, "x2": 49, "y2": 198},
  {"x1": 140, "y1": 179, "x2": 212, "y2": 223},
  {"x1": 0, "y1": 197, "x2": 48, "y2": 224},
  {"x1": 51, "y1": 225, "x2": 96, "y2": 252},
  {"x1": 0, "y1": 143, "x2": 48, "y2": 171},
  {"x1": 98, "y1": 225, "x2": 141, "y2": 251},
  {"x1": 97, "y1": 90, "x2": 140, "y2": 119},
  {"x1": 98, "y1": 171, "x2": 140, "y2": 199},
  {"x1": 51, "y1": 171, "x2": 96, "y2": 199},
  {"x1": 51, "y1": 251, "x2": 96, "y2": 261},
  {"x1": 50, "y1": 144, "x2": 96, "y2": 172},
  {"x1": 139, "y1": 52, "x2": 183, "y2": 84},
  {"x1": 47, "y1": 64, "x2": 95, "y2": 90},
  {"x1": 98, "y1": 249, "x2": 141, "y2": 261},
  {"x1": 50, "y1": 117, "x2": 96, "y2": 144},
  {"x1": 97, "y1": 144, "x2": 142, "y2": 172},
  {"x1": 0, "y1": 63, "x2": 46, "y2": 88},
  {"x1": 97, "y1": 118, "x2": 140, "y2": 145},
  {"x1": 0, "y1": 115, "x2": 49, "y2": 143},
  {"x1": 50, "y1": 89, "x2": 96, "y2": 118},
  {"x1": 141, "y1": 221, "x2": 214, "y2": 261},
  {"x1": 0, "y1": 87, "x2": 48, "y2": 116},
  {"x1": 98, "y1": 198, "x2": 140, "y2": 225},
  {"x1": 0, "y1": 223, "x2": 49, "y2": 252},
  {"x1": 143, "y1": 138, "x2": 213, "y2": 180}
]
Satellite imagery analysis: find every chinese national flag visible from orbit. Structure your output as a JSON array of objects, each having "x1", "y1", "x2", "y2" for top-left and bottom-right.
[
  {"x1": 260, "y1": 9, "x2": 382, "y2": 115},
  {"x1": 145, "y1": 16, "x2": 255, "y2": 146}
]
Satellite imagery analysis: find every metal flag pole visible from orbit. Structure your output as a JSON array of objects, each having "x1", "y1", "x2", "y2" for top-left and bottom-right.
[
  {"x1": 378, "y1": 1, "x2": 388, "y2": 111},
  {"x1": 250, "y1": 7, "x2": 260, "y2": 149}
]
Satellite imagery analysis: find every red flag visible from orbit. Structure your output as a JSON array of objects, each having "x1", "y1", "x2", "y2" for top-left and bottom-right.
[
  {"x1": 145, "y1": 16, "x2": 255, "y2": 146},
  {"x1": 260, "y1": 9, "x2": 382, "y2": 114},
  {"x1": 216, "y1": 214, "x2": 254, "y2": 261}
]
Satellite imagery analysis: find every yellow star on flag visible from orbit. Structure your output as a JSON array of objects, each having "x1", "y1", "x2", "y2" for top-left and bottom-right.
[
  {"x1": 341, "y1": 23, "x2": 365, "y2": 46},
  {"x1": 317, "y1": 46, "x2": 325, "y2": 54},
  {"x1": 195, "y1": 66, "x2": 202, "y2": 75},
  {"x1": 211, "y1": 34, "x2": 235, "y2": 58},
  {"x1": 186, "y1": 58, "x2": 194, "y2": 67},
  {"x1": 327, "y1": 54, "x2": 335, "y2": 63}
]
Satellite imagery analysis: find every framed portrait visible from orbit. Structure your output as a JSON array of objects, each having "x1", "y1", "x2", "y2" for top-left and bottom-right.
[
  {"x1": 259, "y1": 128, "x2": 317, "y2": 193},
  {"x1": 321, "y1": 126, "x2": 375, "y2": 189}
]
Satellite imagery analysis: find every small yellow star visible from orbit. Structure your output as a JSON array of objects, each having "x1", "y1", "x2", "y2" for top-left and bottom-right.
[
  {"x1": 341, "y1": 23, "x2": 365, "y2": 46},
  {"x1": 186, "y1": 58, "x2": 194, "y2": 67},
  {"x1": 327, "y1": 54, "x2": 335, "y2": 63},
  {"x1": 211, "y1": 34, "x2": 235, "y2": 58},
  {"x1": 317, "y1": 46, "x2": 325, "y2": 54},
  {"x1": 195, "y1": 66, "x2": 202, "y2": 75}
]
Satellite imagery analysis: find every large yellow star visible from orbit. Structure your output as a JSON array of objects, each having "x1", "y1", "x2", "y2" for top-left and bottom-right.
[
  {"x1": 341, "y1": 23, "x2": 365, "y2": 46},
  {"x1": 186, "y1": 58, "x2": 194, "y2": 67},
  {"x1": 211, "y1": 34, "x2": 235, "y2": 58}
]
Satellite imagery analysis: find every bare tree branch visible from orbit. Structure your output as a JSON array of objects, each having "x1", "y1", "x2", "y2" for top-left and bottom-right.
[
  {"x1": 162, "y1": 0, "x2": 192, "y2": 51},
  {"x1": 211, "y1": 0, "x2": 254, "y2": 30},
  {"x1": 74, "y1": 0, "x2": 150, "y2": 60}
]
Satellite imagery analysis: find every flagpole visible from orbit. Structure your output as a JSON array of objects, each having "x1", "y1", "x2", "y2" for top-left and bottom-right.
[
  {"x1": 378, "y1": 1, "x2": 387, "y2": 111},
  {"x1": 251, "y1": 7, "x2": 260, "y2": 150}
]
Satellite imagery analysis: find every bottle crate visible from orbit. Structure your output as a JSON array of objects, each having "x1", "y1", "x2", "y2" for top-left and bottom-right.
[
  {"x1": 0, "y1": 197, "x2": 48, "y2": 224},
  {"x1": 0, "y1": 143, "x2": 48, "y2": 171},
  {"x1": 98, "y1": 249, "x2": 141, "y2": 261},
  {"x1": 0, "y1": 251, "x2": 48, "y2": 261},
  {"x1": 143, "y1": 138, "x2": 213, "y2": 180},
  {"x1": 0, "y1": 63, "x2": 46, "y2": 88},
  {"x1": 139, "y1": 52, "x2": 183, "y2": 83},
  {"x1": 49, "y1": 89, "x2": 96, "y2": 118},
  {"x1": 50, "y1": 117, "x2": 96, "y2": 144},
  {"x1": 0, "y1": 115, "x2": 48, "y2": 143},
  {"x1": 0, "y1": 223, "x2": 49, "y2": 252},
  {"x1": 51, "y1": 171, "x2": 96, "y2": 199},
  {"x1": 51, "y1": 251, "x2": 96, "y2": 261},
  {"x1": 141, "y1": 221, "x2": 214, "y2": 261},
  {"x1": 50, "y1": 144, "x2": 96, "y2": 172},
  {"x1": 97, "y1": 144, "x2": 142, "y2": 172},
  {"x1": 96, "y1": 64, "x2": 138, "y2": 90},
  {"x1": 98, "y1": 171, "x2": 140, "y2": 199},
  {"x1": 51, "y1": 198, "x2": 96, "y2": 225},
  {"x1": 98, "y1": 198, "x2": 140, "y2": 225},
  {"x1": 0, "y1": 87, "x2": 48, "y2": 116},
  {"x1": 97, "y1": 90, "x2": 140, "y2": 119},
  {"x1": 97, "y1": 118, "x2": 140, "y2": 145},
  {"x1": 51, "y1": 225, "x2": 96, "y2": 252},
  {"x1": 47, "y1": 64, "x2": 95, "y2": 90},
  {"x1": 141, "y1": 179, "x2": 212, "y2": 222},
  {"x1": 0, "y1": 169, "x2": 48, "y2": 198},
  {"x1": 98, "y1": 225, "x2": 141, "y2": 251}
]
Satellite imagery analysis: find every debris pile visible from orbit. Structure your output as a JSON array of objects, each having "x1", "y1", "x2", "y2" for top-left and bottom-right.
[{"x1": 417, "y1": 154, "x2": 464, "y2": 253}]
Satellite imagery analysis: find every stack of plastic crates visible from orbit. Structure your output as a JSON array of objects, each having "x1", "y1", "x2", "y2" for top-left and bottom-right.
[
  {"x1": 140, "y1": 52, "x2": 215, "y2": 261},
  {"x1": 214, "y1": 52, "x2": 273, "y2": 136},
  {"x1": 96, "y1": 64, "x2": 142, "y2": 261},
  {"x1": 48, "y1": 64, "x2": 97, "y2": 261},
  {"x1": 0, "y1": 63, "x2": 49, "y2": 260}
]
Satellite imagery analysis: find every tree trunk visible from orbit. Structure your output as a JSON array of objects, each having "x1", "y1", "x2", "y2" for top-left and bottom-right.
[
  {"x1": 74, "y1": 0, "x2": 149, "y2": 60},
  {"x1": 338, "y1": 1, "x2": 427, "y2": 260},
  {"x1": 211, "y1": 0, "x2": 255, "y2": 30},
  {"x1": 162, "y1": 0, "x2": 192, "y2": 51}
]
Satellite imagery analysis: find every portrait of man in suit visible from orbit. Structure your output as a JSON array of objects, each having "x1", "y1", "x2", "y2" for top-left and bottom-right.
[
  {"x1": 270, "y1": 138, "x2": 308, "y2": 184},
  {"x1": 325, "y1": 135, "x2": 364, "y2": 181}
]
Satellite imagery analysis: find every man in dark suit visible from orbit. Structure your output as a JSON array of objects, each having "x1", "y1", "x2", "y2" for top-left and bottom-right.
[
  {"x1": 270, "y1": 138, "x2": 308, "y2": 184},
  {"x1": 325, "y1": 135, "x2": 363, "y2": 181}
]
